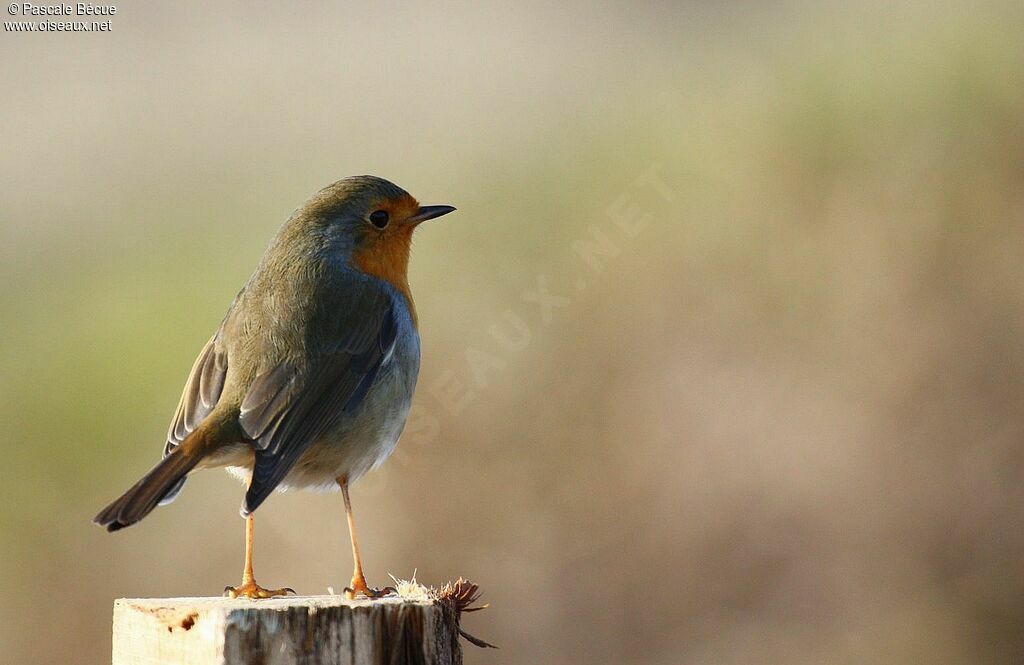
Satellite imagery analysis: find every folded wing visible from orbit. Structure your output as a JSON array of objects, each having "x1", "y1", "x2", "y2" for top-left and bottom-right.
[{"x1": 238, "y1": 284, "x2": 398, "y2": 514}]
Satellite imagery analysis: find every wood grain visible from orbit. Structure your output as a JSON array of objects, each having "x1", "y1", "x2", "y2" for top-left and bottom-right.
[{"x1": 112, "y1": 595, "x2": 461, "y2": 665}]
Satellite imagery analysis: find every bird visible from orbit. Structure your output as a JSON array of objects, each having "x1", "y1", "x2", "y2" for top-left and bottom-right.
[{"x1": 94, "y1": 175, "x2": 455, "y2": 599}]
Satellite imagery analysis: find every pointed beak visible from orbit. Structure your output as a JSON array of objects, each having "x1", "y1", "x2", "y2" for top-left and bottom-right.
[{"x1": 408, "y1": 204, "x2": 456, "y2": 225}]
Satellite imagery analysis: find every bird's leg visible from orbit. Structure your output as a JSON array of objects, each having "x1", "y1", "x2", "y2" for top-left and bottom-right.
[
  {"x1": 338, "y1": 476, "x2": 395, "y2": 599},
  {"x1": 224, "y1": 494, "x2": 294, "y2": 599}
]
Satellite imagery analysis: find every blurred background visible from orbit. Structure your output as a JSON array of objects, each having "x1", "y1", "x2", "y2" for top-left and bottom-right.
[{"x1": 2, "y1": 1, "x2": 1024, "y2": 663}]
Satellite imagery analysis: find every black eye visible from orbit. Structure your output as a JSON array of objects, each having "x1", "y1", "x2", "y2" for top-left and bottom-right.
[{"x1": 369, "y1": 210, "x2": 389, "y2": 229}]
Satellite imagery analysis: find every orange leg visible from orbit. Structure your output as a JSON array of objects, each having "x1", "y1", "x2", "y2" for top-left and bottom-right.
[
  {"x1": 224, "y1": 481, "x2": 294, "y2": 599},
  {"x1": 338, "y1": 476, "x2": 395, "y2": 599}
]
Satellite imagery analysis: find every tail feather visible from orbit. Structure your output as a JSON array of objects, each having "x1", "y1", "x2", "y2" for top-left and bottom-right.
[
  {"x1": 158, "y1": 475, "x2": 188, "y2": 506},
  {"x1": 94, "y1": 447, "x2": 200, "y2": 532}
]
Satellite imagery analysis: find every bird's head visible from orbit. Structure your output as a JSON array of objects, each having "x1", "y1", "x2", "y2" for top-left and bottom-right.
[{"x1": 295, "y1": 175, "x2": 455, "y2": 293}]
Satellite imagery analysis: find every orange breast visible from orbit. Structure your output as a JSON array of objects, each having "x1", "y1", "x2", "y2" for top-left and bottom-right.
[{"x1": 352, "y1": 227, "x2": 418, "y2": 327}]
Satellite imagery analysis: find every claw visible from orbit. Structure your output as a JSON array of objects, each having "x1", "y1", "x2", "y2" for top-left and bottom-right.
[
  {"x1": 343, "y1": 583, "x2": 397, "y2": 600},
  {"x1": 224, "y1": 581, "x2": 295, "y2": 599}
]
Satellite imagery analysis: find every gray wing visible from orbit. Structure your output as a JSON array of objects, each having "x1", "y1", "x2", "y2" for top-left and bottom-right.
[
  {"x1": 237, "y1": 285, "x2": 399, "y2": 514},
  {"x1": 158, "y1": 333, "x2": 228, "y2": 504}
]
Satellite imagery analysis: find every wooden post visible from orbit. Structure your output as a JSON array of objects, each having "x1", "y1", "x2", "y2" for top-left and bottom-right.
[{"x1": 112, "y1": 595, "x2": 462, "y2": 665}]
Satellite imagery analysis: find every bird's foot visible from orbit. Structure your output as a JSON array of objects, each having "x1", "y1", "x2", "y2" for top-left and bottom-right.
[
  {"x1": 343, "y1": 575, "x2": 396, "y2": 600},
  {"x1": 224, "y1": 580, "x2": 295, "y2": 599}
]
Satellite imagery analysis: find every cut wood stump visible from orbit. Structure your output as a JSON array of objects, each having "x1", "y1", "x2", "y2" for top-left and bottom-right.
[{"x1": 112, "y1": 595, "x2": 464, "y2": 665}]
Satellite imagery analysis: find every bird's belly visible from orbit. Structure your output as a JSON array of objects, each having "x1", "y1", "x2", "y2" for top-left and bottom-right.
[
  {"x1": 225, "y1": 340, "x2": 419, "y2": 493},
  {"x1": 280, "y1": 398, "x2": 412, "y2": 492}
]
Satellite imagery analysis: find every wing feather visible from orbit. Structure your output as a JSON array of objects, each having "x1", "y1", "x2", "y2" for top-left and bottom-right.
[
  {"x1": 164, "y1": 335, "x2": 227, "y2": 456},
  {"x1": 238, "y1": 285, "x2": 398, "y2": 514},
  {"x1": 159, "y1": 333, "x2": 228, "y2": 504}
]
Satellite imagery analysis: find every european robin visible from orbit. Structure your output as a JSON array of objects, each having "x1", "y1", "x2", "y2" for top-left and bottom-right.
[{"x1": 94, "y1": 175, "x2": 455, "y2": 599}]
